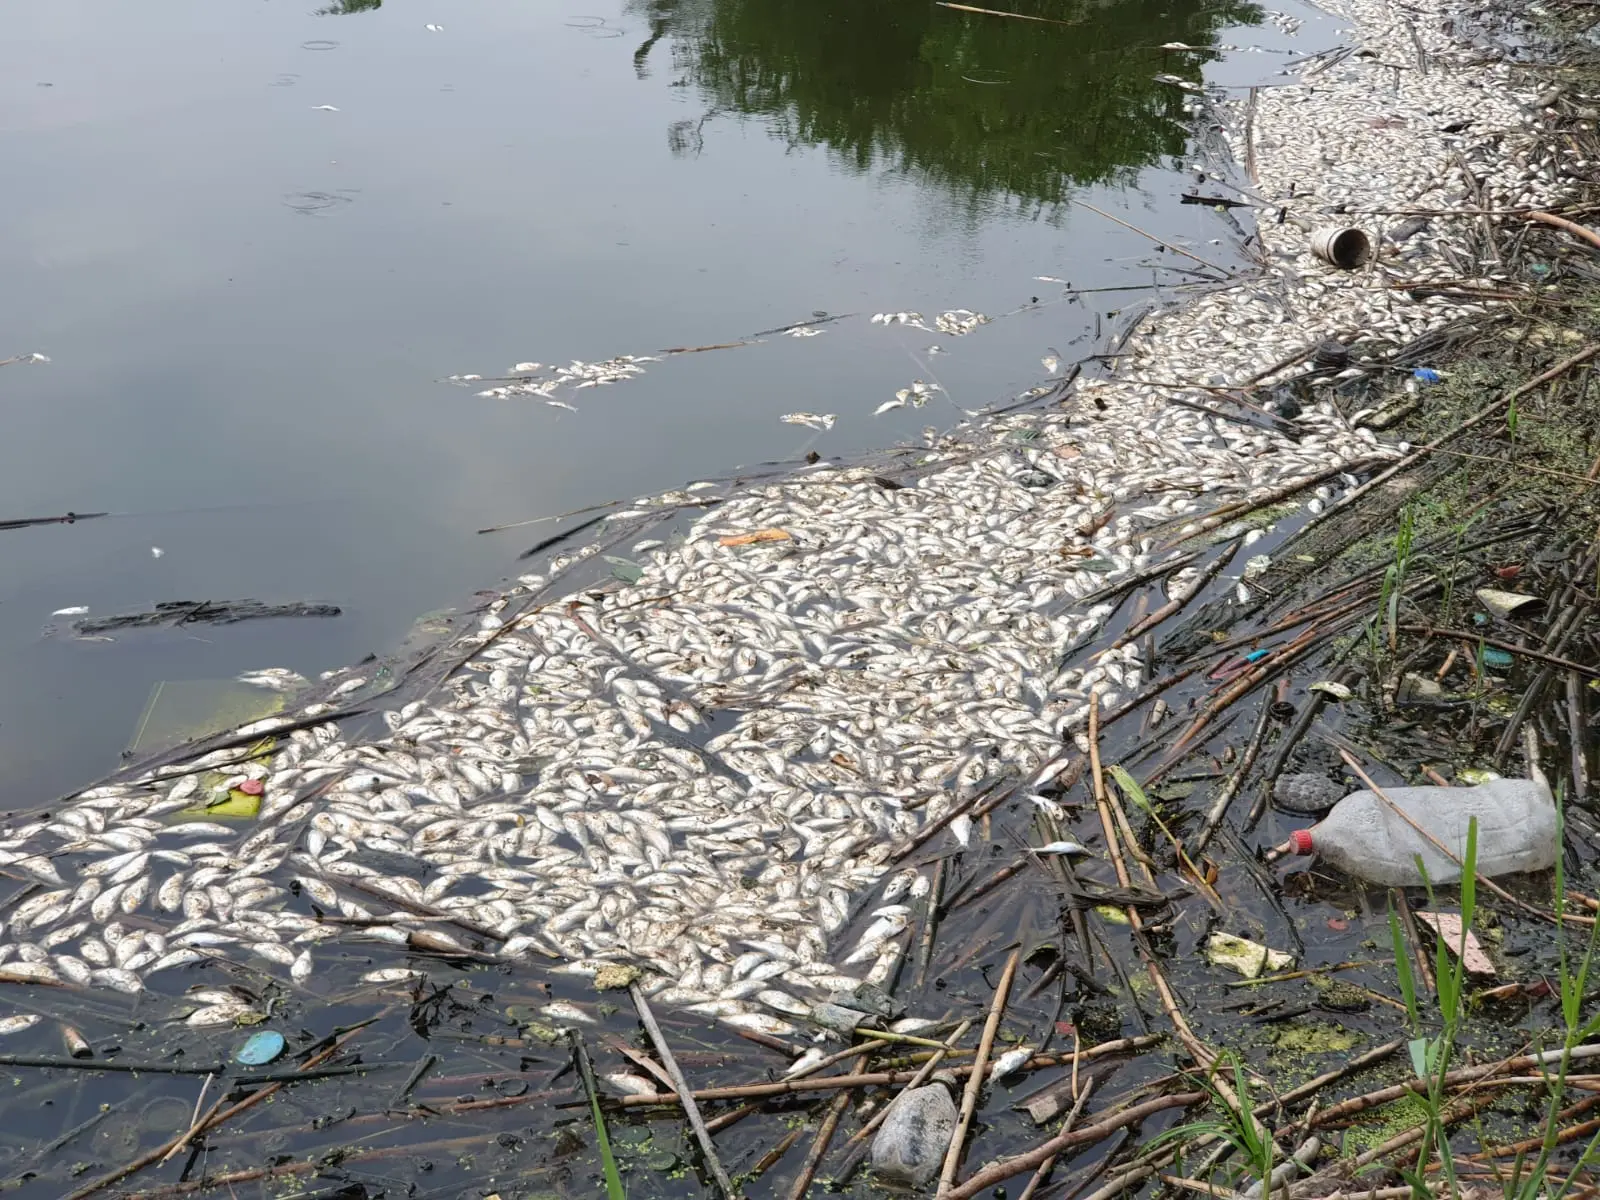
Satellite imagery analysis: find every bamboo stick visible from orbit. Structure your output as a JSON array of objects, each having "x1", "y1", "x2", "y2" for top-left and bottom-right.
[{"x1": 938, "y1": 950, "x2": 1021, "y2": 1196}]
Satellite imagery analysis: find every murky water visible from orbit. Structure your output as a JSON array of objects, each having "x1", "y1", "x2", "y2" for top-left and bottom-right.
[{"x1": 0, "y1": 0, "x2": 1324, "y2": 800}]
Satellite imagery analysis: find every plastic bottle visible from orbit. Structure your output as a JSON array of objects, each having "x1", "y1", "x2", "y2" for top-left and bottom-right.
[
  {"x1": 1287, "y1": 778, "x2": 1557, "y2": 887},
  {"x1": 869, "y1": 1070, "x2": 958, "y2": 1186}
]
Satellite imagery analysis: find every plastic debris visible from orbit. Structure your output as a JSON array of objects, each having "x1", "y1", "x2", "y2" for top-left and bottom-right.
[
  {"x1": 62, "y1": 1026, "x2": 91, "y2": 1059},
  {"x1": 1476, "y1": 588, "x2": 1540, "y2": 619},
  {"x1": 1205, "y1": 932, "x2": 1294, "y2": 979},
  {"x1": 1415, "y1": 912, "x2": 1495, "y2": 976},
  {"x1": 1287, "y1": 778, "x2": 1557, "y2": 886},
  {"x1": 1413, "y1": 367, "x2": 1443, "y2": 383},
  {"x1": 236, "y1": 1030, "x2": 287, "y2": 1065}
]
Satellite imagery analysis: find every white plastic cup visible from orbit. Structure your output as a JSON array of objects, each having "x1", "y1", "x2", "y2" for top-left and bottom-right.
[{"x1": 1309, "y1": 226, "x2": 1372, "y2": 269}]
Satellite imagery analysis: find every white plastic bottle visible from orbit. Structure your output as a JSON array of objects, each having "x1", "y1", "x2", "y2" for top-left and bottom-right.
[
  {"x1": 1286, "y1": 778, "x2": 1558, "y2": 887},
  {"x1": 869, "y1": 1071, "x2": 958, "y2": 1186}
]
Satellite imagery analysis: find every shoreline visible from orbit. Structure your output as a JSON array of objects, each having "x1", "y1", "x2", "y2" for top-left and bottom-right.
[{"x1": 0, "y1": 0, "x2": 1574, "y2": 1024}]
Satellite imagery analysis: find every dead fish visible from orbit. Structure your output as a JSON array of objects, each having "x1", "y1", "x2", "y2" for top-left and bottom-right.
[
  {"x1": 360, "y1": 968, "x2": 423, "y2": 985},
  {"x1": 540, "y1": 1001, "x2": 595, "y2": 1025},
  {"x1": 603, "y1": 1073, "x2": 658, "y2": 1096},
  {"x1": 990, "y1": 1045, "x2": 1033, "y2": 1078},
  {"x1": 186, "y1": 1001, "x2": 256, "y2": 1027},
  {"x1": 779, "y1": 412, "x2": 837, "y2": 431}
]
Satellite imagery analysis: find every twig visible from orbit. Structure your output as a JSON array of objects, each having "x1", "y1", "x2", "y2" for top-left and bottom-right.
[
  {"x1": 630, "y1": 983, "x2": 739, "y2": 1199},
  {"x1": 1223, "y1": 960, "x2": 1379, "y2": 987},
  {"x1": 1018, "y1": 1077, "x2": 1098, "y2": 1200},
  {"x1": 752, "y1": 1129, "x2": 805, "y2": 1179},
  {"x1": 944, "y1": 1092, "x2": 1206, "y2": 1200},
  {"x1": 476, "y1": 497, "x2": 624, "y2": 535},
  {"x1": 614, "y1": 1038, "x2": 1163, "y2": 1107},
  {"x1": 1090, "y1": 697, "x2": 1136, "y2": 893},
  {"x1": 1302, "y1": 1043, "x2": 1600, "y2": 1129},
  {"x1": 0, "y1": 1054, "x2": 224, "y2": 1074},
  {"x1": 1243, "y1": 87, "x2": 1259, "y2": 186},
  {"x1": 1391, "y1": 625, "x2": 1600, "y2": 678},
  {"x1": 388, "y1": 1052, "x2": 439, "y2": 1110},
  {"x1": 1157, "y1": 461, "x2": 1375, "y2": 547},
  {"x1": 935, "y1": 0, "x2": 1081, "y2": 22},
  {"x1": 1076, "y1": 551, "x2": 1202, "y2": 609},
  {"x1": 786, "y1": 1050, "x2": 868, "y2": 1200},
  {"x1": 1162, "y1": 1174, "x2": 1253, "y2": 1200},
  {"x1": 1392, "y1": 890, "x2": 1436, "y2": 994},
  {"x1": 64, "y1": 1018, "x2": 378, "y2": 1200},
  {"x1": 158, "y1": 1074, "x2": 215, "y2": 1166},
  {"x1": 1422, "y1": 445, "x2": 1600, "y2": 488},
  {"x1": 948, "y1": 855, "x2": 1031, "y2": 912},
  {"x1": 1248, "y1": 662, "x2": 1359, "y2": 833},
  {"x1": 1275, "y1": 1039, "x2": 1407, "y2": 1114},
  {"x1": 1113, "y1": 541, "x2": 1241, "y2": 649},
  {"x1": 1292, "y1": 1094, "x2": 1493, "y2": 1195},
  {"x1": 0, "y1": 511, "x2": 109, "y2": 532},
  {"x1": 1192, "y1": 695, "x2": 1273, "y2": 857},
  {"x1": 1072, "y1": 198, "x2": 1235, "y2": 277},
  {"x1": 1080, "y1": 1040, "x2": 1406, "y2": 1200},
  {"x1": 1528, "y1": 209, "x2": 1600, "y2": 250},
  {"x1": 704, "y1": 1101, "x2": 764, "y2": 1135},
  {"x1": 1156, "y1": 623, "x2": 1328, "y2": 771},
  {"x1": 1093, "y1": 700, "x2": 1235, "y2": 1100},
  {"x1": 1570, "y1": 670, "x2": 1590, "y2": 804},
  {"x1": 1303, "y1": 344, "x2": 1600, "y2": 539},
  {"x1": 1492, "y1": 543, "x2": 1600, "y2": 763},
  {"x1": 939, "y1": 949, "x2": 1022, "y2": 1195},
  {"x1": 125, "y1": 1128, "x2": 561, "y2": 1197},
  {"x1": 891, "y1": 776, "x2": 1012, "y2": 861},
  {"x1": 916, "y1": 860, "x2": 945, "y2": 988}
]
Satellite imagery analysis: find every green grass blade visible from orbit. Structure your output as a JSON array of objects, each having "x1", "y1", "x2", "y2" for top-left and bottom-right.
[
  {"x1": 1108, "y1": 765, "x2": 1151, "y2": 812},
  {"x1": 1389, "y1": 906, "x2": 1420, "y2": 1029},
  {"x1": 570, "y1": 1029, "x2": 628, "y2": 1200}
]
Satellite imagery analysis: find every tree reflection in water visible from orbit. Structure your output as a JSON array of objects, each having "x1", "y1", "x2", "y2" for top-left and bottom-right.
[{"x1": 630, "y1": 0, "x2": 1261, "y2": 213}]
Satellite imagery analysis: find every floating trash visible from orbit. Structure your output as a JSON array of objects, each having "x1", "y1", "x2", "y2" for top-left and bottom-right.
[
  {"x1": 1205, "y1": 933, "x2": 1294, "y2": 979},
  {"x1": 1476, "y1": 587, "x2": 1540, "y2": 618},
  {"x1": 236, "y1": 1030, "x2": 287, "y2": 1066}
]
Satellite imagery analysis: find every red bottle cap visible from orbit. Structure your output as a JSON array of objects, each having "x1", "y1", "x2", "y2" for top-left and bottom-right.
[
  {"x1": 238, "y1": 779, "x2": 265, "y2": 796},
  {"x1": 1289, "y1": 829, "x2": 1314, "y2": 855}
]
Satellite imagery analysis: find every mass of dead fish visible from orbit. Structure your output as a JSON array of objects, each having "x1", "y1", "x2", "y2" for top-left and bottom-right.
[{"x1": 0, "y1": 0, "x2": 1568, "y2": 1045}]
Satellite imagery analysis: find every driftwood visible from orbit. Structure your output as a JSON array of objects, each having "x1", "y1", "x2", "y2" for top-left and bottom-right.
[{"x1": 74, "y1": 598, "x2": 341, "y2": 634}]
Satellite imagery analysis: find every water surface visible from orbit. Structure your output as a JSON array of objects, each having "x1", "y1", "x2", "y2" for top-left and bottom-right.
[{"x1": 0, "y1": 0, "x2": 1327, "y2": 800}]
